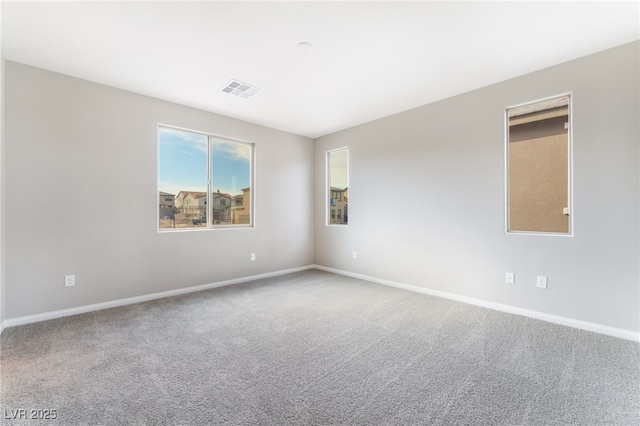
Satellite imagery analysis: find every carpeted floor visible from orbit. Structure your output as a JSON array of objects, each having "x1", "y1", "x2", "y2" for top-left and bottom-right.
[{"x1": 1, "y1": 269, "x2": 639, "y2": 425}]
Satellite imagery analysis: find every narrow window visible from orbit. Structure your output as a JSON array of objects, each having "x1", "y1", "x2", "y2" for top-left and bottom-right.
[
  {"x1": 506, "y1": 95, "x2": 571, "y2": 234},
  {"x1": 158, "y1": 126, "x2": 253, "y2": 230},
  {"x1": 327, "y1": 148, "x2": 349, "y2": 225}
]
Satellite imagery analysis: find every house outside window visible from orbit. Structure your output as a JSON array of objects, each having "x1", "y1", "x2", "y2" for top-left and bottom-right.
[
  {"x1": 158, "y1": 126, "x2": 254, "y2": 230},
  {"x1": 506, "y1": 95, "x2": 571, "y2": 235}
]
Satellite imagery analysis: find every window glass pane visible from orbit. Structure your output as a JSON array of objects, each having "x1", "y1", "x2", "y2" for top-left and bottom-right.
[
  {"x1": 158, "y1": 126, "x2": 254, "y2": 231},
  {"x1": 158, "y1": 127, "x2": 208, "y2": 229},
  {"x1": 328, "y1": 148, "x2": 348, "y2": 225},
  {"x1": 507, "y1": 96, "x2": 570, "y2": 234},
  {"x1": 211, "y1": 139, "x2": 252, "y2": 226}
]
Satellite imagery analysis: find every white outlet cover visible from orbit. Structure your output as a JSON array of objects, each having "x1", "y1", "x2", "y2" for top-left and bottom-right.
[
  {"x1": 64, "y1": 275, "x2": 75, "y2": 287},
  {"x1": 506, "y1": 272, "x2": 515, "y2": 284},
  {"x1": 536, "y1": 276, "x2": 548, "y2": 289}
]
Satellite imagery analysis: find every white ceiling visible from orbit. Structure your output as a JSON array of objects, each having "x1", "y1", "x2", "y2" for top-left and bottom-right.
[{"x1": 2, "y1": 1, "x2": 639, "y2": 138}]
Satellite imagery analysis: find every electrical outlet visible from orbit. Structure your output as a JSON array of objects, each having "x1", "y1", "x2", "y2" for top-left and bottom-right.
[
  {"x1": 506, "y1": 272, "x2": 515, "y2": 284},
  {"x1": 250, "y1": 253, "x2": 256, "y2": 261},
  {"x1": 536, "y1": 276, "x2": 548, "y2": 289},
  {"x1": 352, "y1": 251, "x2": 357, "y2": 259},
  {"x1": 64, "y1": 275, "x2": 75, "y2": 287}
]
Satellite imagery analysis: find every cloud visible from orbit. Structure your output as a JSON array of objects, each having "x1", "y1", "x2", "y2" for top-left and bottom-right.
[
  {"x1": 159, "y1": 128, "x2": 251, "y2": 162},
  {"x1": 212, "y1": 139, "x2": 251, "y2": 162},
  {"x1": 159, "y1": 127, "x2": 207, "y2": 154}
]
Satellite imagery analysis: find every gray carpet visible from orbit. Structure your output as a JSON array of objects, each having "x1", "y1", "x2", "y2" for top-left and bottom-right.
[{"x1": 1, "y1": 270, "x2": 639, "y2": 425}]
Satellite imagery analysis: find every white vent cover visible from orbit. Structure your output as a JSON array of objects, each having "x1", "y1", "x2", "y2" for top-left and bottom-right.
[{"x1": 221, "y1": 79, "x2": 259, "y2": 98}]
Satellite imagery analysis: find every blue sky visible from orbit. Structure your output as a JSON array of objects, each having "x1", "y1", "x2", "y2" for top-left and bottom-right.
[{"x1": 158, "y1": 127, "x2": 251, "y2": 196}]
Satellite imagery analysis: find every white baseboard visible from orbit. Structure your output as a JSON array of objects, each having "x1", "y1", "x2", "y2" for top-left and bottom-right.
[
  {"x1": 1, "y1": 265, "x2": 315, "y2": 330},
  {"x1": 3, "y1": 264, "x2": 638, "y2": 343},
  {"x1": 313, "y1": 265, "x2": 640, "y2": 342}
]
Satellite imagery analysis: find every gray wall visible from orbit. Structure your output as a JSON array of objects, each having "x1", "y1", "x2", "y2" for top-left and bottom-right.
[
  {"x1": 4, "y1": 61, "x2": 314, "y2": 319},
  {"x1": 314, "y1": 41, "x2": 639, "y2": 332}
]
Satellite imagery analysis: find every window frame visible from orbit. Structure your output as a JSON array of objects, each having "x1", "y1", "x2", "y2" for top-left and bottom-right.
[
  {"x1": 326, "y1": 147, "x2": 349, "y2": 227},
  {"x1": 157, "y1": 124, "x2": 255, "y2": 232},
  {"x1": 504, "y1": 93, "x2": 573, "y2": 236}
]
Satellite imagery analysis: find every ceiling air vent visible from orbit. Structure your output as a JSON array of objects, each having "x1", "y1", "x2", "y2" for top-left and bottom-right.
[{"x1": 221, "y1": 79, "x2": 259, "y2": 99}]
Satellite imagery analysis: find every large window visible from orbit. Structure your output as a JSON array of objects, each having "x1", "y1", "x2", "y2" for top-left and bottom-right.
[
  {"x1": 327, "y1": 148, "x2": 348, "y2": 225},
  {"x1": 506, "y1": 95, "x2": 571, "y2": 234},
  {"x1": 158, "y1": 126, "x2": 253, "y2": 230}
]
